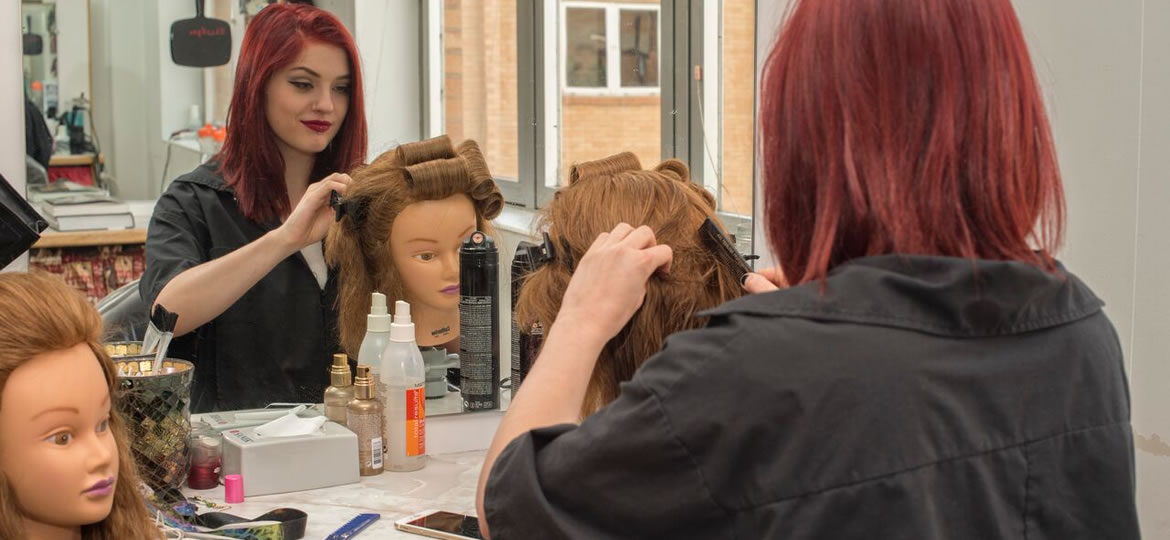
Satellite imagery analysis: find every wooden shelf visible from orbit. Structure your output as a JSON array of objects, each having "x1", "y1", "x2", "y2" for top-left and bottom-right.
[
  {"x1": 48, "y1": 153, "x2": 104, "y2": 167},
  {"x1": 33, "y1": 228, "x2": 147, "y2": 249}
]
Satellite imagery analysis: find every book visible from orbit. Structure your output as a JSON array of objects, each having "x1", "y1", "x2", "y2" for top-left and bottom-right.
[
  {"x1": 42, "y1": 212, "x2": 135, "y2": 232},
  {"x1": 39, "y1": 194, "x2": 130, "y2": 218},
  {"x1": 26, "y1": 179, "x2": 108, "y2": 203}
]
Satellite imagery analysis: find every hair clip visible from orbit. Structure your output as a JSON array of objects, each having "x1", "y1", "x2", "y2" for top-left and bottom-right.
[{"x1": 330, "y1": 190, "x2": 345, "y2": 222}]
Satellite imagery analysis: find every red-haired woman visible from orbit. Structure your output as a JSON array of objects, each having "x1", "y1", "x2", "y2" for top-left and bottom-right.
[
  {"x1": 476, "y1": 0, "x2": 1139, "y2": 538},
  {"x1": 141, "y1": 3, "x2": 367, "y2": 412}
]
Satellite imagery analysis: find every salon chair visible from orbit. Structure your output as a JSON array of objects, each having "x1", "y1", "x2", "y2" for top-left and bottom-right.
[{"x1": 97, "y1": 278, "x2": 150, "y2": 342}]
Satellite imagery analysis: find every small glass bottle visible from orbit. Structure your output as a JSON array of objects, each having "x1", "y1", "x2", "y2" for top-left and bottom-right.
[
  {"x1": 187, "y1": 424, "x2": 222, "y2": 490},
  {"x1": 324, "y1": 353, "x2": 354, "y2": 424},
  {"x1": 347, "y1": 365, "x2": 384, "y2": 476}
]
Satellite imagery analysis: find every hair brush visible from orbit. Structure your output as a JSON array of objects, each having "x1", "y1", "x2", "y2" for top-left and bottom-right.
[{"x1": 697, "y1": 217, "x2": 753, "y2": 283}]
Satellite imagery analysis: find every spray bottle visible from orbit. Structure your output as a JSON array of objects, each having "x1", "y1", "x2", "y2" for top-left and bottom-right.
[
  {"x1": 358, "y1": 292, "x2": 392, "y2": 368},
  {"x1": 381, "y1": 300, "x2": 426, "y2": 471}
]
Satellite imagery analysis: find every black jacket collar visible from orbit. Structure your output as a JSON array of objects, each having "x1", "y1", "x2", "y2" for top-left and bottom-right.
[
  {"x1": 173, "y1": 162, "x2": 234, "y2": 194},
  {"x1": 704, "y1": 254, "x2": 1103, "y2": 338}
]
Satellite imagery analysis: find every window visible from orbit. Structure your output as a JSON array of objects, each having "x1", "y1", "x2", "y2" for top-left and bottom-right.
[
  {"x1": 425, "y1": 0, "x2": 526, "y2": 202},
  {"x1": 561, "y1": 3, "x2": 660, "y2": 95},
  {"x1": 425, "y1": 0, "x2": 757, "y2": 258},
  {"x1": 699, "y1": 0, "x2": 757, "y2": 253}
]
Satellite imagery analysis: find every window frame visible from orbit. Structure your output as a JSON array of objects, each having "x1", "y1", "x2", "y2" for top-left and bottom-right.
[
  {"x1": 422, "y1": 0, "x2": 531, "y2": 206},
  {"x1": 424, "y1": 0, "x2": 757, "y2": 261},
  {"x1": 559, "y1": 2, "x2": 662, "y2": 97}
]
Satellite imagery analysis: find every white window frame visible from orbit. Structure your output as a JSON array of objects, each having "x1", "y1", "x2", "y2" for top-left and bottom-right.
[{"x1": 560, "y1": 2, "x2": 661, "y2": 97}]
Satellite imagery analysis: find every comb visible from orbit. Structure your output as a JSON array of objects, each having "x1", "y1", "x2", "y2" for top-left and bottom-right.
[{"x1": 697, "y1": 217, "x2": 752, "y2": 282}]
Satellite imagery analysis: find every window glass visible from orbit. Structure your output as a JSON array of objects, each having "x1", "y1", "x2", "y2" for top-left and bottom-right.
[
  {"x1": 619, "y1": 9, "x2": 658, "y2": 88},
  {"x1": 565, "y1": 7, "x2": 607, "y2": 88}
]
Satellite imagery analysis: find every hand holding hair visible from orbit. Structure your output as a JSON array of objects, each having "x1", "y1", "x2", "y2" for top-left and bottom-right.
[
  {"x1": 555, "y1": 223, "x2": 674, "y2": 346},
  {"x1": 275, "y1": 173, "x2": 353, "y2": 255}
]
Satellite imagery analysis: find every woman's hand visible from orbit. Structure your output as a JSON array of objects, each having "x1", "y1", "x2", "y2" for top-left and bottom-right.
[
  {"x1": 555, "y1": 223, "x2": 673, "y2": 346},
  {"x1": 742, "y1": 266, "x2": 787, "y2": 293},
  {"x1": 275, "y1": 173, "x2": 352, "y2": 254}
]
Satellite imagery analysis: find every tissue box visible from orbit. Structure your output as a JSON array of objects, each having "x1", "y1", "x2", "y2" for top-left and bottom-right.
[{"x1": 221, "y1": 421, "x2": 359, "y2": 496}]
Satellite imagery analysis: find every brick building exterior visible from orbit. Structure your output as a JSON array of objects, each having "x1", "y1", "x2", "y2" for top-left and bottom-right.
[{"x1": 444, "y1": 0, "x2": 755, "y2": 213}]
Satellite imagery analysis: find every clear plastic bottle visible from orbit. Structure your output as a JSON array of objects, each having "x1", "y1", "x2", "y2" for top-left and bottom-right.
[
  {"x1": 381, "y1": 300, "x2": 426, "y2": 471},
  {"x1": 358, "y1": 292, "x2": 392, "y2": 375}
]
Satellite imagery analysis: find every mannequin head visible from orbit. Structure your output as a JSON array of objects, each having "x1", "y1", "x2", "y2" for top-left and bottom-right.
[
  {"x1": 515, "y1": 153, "x2": 745, "y2": 417},
  {"x1": 327, "y1": 135, "x2": 504, "y2": 353},
  {"x1": 0, "y1": 273, "x2": 155, "y2": 540}
]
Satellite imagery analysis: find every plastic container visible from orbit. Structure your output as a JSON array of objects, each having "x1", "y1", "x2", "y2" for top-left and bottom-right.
[{"x1": 381, "y1": 300, "x2": 426, "y2": 472}]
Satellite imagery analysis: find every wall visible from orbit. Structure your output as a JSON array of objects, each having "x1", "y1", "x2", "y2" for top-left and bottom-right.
[
  {"x1": 755, "y1": 0, "x2": 1168, "y2": 536},
  {"x1": 90, "y1": 0, "x2": 202, "y2": 201},
  {"x1": 353, "y1": 2, "x2": 422, "y2": 156},
  {"x1": 2, "y1": 0, "x2": 27, "y2": 272}
]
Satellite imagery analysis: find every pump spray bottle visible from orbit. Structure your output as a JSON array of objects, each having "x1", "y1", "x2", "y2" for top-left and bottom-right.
[
  {"x1": 381, "y1": 300, "x2": 426, "y2": 471},
  {"x1": 358, "y1": 292, "x2": 392, "y2": 368}
]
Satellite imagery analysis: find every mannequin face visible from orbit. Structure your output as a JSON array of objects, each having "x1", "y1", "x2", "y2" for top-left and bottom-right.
[
  {"x1": 390, "y1": 194, "x2": 477, "y2": 327},
  {"x1": 0, "y1": 343, "x2": 119, "y2": 533},
  {"x1": 266, "y1": 42, "x2": 351, "y2": 159}
]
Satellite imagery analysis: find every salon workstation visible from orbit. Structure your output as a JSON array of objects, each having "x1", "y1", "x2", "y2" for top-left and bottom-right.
[{"x1": 2, "y1": 0, "x2": 1169, "y2": 539}]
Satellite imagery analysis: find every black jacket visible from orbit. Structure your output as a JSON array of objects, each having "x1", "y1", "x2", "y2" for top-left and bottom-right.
[
  {"x1": 140, "y1": 163, "x2": 340, "y2": 413},
  {"x1": 485, "y1": 254, "x2": 1139, "y2": 539}
]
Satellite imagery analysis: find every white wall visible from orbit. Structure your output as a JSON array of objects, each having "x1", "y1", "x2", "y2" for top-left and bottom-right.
[
  {"x1": 2, "y1": 0, "x2": 28, "y2": 272},
  {"x1": 353, "y1": 1, "x2": 422, "y2": 156},
  {"x1": 55, "y1": 0, "x2": 90, "y2": 115}
]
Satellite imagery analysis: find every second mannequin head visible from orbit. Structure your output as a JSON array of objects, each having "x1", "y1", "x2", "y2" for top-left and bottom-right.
[{"x1": 326, "y1": 135, "x2": 504, "y2": 352}]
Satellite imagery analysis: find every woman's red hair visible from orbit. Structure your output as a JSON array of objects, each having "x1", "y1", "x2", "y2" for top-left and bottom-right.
[
  {"x1": 760, "y1": 0, "x2": 1065, "y2": 284},
  {"x1": 217, "y1": 3, "x2": 367, "y2": 223}
]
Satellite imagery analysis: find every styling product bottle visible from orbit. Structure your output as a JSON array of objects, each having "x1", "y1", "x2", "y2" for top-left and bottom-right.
[
  {"x1": 324, "y1": 353, "x2": 354, "y2": 424},
  {"x1": 460, "y1": 231, "x2": 500, "y2": 410},
  {"x1": 346, "y1": 365, "x2": 384, "y2": 476},
  {"x1": 358, "y1": 292, "x2": 393, "y2": 369},
  {"x1": 381, "y1": 300, "x2": 426, "y2": 471},
  {"x1": 510, "y1": 241, "x2": 539, "y2": 397}
]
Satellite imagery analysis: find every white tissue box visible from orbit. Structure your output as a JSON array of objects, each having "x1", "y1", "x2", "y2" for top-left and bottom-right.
[{"x1": 221, "y1": 420, "x2": 359, "y2": 496}]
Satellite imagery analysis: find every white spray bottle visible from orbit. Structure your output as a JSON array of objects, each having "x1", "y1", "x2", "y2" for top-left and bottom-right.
[
  {"x1": 358, "y1": 292, "x2": 392, "y2": 369},
  {"x1": 382, "y1": 300, "x2": 427, "y2": 471}
]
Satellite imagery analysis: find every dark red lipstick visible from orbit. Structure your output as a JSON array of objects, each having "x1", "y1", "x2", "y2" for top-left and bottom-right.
[{"x1": 302, "y1": 120, "x2": 332, "y2": 133}]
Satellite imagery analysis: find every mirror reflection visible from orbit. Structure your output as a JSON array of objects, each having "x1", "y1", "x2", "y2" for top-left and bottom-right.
[{"x1": 19, "y1": 0, "x2": 756, "y2": 421}]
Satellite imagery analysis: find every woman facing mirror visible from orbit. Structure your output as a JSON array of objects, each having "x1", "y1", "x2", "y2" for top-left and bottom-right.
[{"x1": 139, "y1": 3, "x2": 368, "y2": 412}]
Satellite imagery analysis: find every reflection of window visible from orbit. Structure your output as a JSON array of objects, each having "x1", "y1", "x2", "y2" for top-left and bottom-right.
[{"x1": 561, "y1": 3, "x2": 659, "y2": 95}]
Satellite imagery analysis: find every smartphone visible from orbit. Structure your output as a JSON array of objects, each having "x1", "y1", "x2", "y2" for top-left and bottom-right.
[{"x1": 395, "y1": 510, "x2": 484, "y2": 540}]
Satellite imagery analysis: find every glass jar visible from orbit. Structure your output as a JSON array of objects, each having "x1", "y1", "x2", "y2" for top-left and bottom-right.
[{"x1": 186, "y1": 423, "x2": 222, "y2": 490}]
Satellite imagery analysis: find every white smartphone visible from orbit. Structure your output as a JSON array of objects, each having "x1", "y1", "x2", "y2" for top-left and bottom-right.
[{"x1": 394, "y1": 510, "x2": 484, "y2": 540}]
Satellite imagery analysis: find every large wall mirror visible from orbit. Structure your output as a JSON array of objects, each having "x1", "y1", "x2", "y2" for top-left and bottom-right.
[
  {"x1": 21, "y1": 0, "x2": 758, "y2": 420},
  {"x1": 21, "y1": 0, "x2": 94, "y2": 186}
]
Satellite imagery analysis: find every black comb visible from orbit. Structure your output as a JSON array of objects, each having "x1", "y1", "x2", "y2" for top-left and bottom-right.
[{"x1": 697, "y1": 217, "x2": 753, "y2": 282}]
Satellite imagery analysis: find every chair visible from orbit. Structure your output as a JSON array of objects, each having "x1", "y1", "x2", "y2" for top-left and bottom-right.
[{"x1": 97, "y1": 278, "x2": 150, "y2": 342}]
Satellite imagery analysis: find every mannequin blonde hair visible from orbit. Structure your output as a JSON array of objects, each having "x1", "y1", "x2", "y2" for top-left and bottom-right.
[
  {"x1": 326, "y1": 135, "x2": 504, "y2": 356},
  {"x1": 515, "y1": 153, "x2": 745, "y2": 417},
  {"x1": 0, "y1": 273, "x2": 158, "y2": 540}
]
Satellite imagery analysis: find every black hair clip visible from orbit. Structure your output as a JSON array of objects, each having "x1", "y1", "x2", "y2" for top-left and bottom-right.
[
  {"x1": 330, "y1": 190, "x2": 345, "y2": 222},
  {"x1": 525, "y1": 230, "x2": 574, "y2": 272},
  {"x1": 330, "y1": 190, "x2": 370, "y2": 228}
]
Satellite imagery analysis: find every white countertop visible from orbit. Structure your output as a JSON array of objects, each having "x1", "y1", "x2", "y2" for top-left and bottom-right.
[{"x1": 183, "y1": 449, "x2": 486, "y2": 539}]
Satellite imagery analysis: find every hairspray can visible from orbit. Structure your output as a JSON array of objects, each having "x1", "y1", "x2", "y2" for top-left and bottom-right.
[
  {"x1": 510, "y1": 242, "x2": 536, "y2": 396},
  {"x1": 459, "y1": 231, "x2": 499, "y2": 410}
]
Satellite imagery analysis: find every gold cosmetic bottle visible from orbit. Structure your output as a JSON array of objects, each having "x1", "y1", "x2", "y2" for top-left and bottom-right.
[
  {"x1": 346, "y1": 365, "x2": 384, "y2": 476},
  {"x1": 324, "y1": 353, "x2": 354, "y2": 424}
]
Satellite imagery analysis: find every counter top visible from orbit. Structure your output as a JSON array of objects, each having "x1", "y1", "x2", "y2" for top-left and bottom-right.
[{"x1": 183, "y1": 450, "x2": 486, "y2": 539}]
